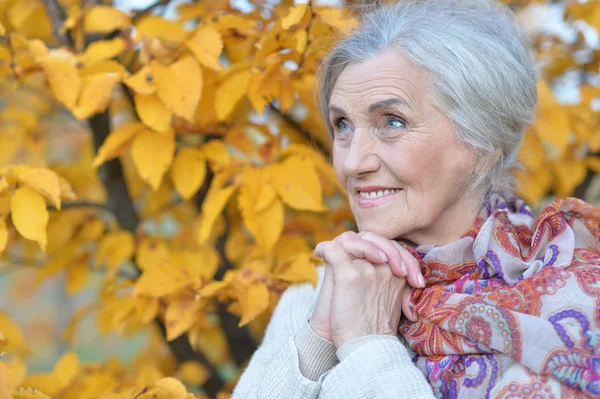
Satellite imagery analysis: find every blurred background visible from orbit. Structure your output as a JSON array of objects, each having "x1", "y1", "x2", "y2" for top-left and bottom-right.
[{"x1": 0, "y1": 0, "x2": 599, "y2": 397}]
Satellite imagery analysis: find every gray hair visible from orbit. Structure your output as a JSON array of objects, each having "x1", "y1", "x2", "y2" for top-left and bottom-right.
[{"x1": 317, "y1": 0, "x2": 538, "y2": 199}]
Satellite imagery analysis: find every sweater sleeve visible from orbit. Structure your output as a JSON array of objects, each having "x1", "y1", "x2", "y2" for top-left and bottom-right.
[
  {"x1": 230, "y1": 266, "x2": 338, "y2": 399},
  {"x1": 319, "y1": 334, "x2": 436, "y2": 399}
]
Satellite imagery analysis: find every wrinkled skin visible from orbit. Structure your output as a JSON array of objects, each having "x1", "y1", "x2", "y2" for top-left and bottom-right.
[{"x1": 312, "y1": 49, "x2": 482, "y2": 347}]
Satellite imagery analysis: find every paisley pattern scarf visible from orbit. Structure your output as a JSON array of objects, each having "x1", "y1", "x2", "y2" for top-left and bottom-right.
[{"x1": 399, "y1": 193, "x2": 600, "y2": 398}]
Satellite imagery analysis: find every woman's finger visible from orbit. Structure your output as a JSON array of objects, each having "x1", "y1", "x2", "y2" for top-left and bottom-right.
[
  {"x1": 340, "y1": 237, "x2": 388, "y2": 264},
  {"x1": 401, "y1": 286, "x2": 418, "y2": 322},
  {"x1": 333, "y1": 231, "x2": 358, "y2": 245},
  {"x1": 389, "y1": 240, "x2": 426, "y2": 288},
  {"x1": 357, "y1": 231, "x2": 407, "y2": 277},
  {"x1": 314, "y1": 240, "x2": 350, "y2": 268}
]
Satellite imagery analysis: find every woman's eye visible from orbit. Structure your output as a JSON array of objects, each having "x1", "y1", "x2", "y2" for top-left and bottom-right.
[
  {"x1": 386, "y1": 117, "x2": 405, "y2": 129},
  {"x1": 335, "y1": 118, "x2": 351, "y2": 132}
]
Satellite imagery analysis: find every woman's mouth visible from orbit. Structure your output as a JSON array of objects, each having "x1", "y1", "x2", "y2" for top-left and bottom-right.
[{"x1": 356, "y1": 188, "x2": 402, "y2": 208}]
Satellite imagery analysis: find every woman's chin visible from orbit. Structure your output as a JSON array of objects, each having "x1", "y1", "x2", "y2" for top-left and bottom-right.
[{"x1": 356, "y1": 222, "x2": 402, "y2": 240}]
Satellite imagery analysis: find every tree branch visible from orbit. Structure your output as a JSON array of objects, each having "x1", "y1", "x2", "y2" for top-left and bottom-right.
[
  {"x1": 88, "y1": 112, "x2": 140, "y2": 232},
  {"x1": 132, "y1": 0, "x2": 172, "y2": 22},
  {"x1": 51, "y1": 201, "x2": 112, "y2": 212},
  {"x1": 88, "y1": 110, "x2": 225, "y2": 395},
  {"x1": 41, "y1": 0, "x2": 73, "y2": 47},
  {"x1": 268, "y1": 104, "x2": 330, "y2": 158}
]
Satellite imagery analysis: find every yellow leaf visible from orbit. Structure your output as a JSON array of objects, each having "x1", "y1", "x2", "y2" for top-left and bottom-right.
[
  {"x1": 165, "y1": 296, "x2": 201, "y2": 341},
  {"x1": 212, "y1": 14, "x2": 258, "y2": 32},
  {"x1": 39, "y1": 58, "x2": 81, "y2": 110},
  {"x1": 66, "y1": 257, "x2": 89, "y2": 295},
  {"x1": 534, "y1": 80, "x2": 571, "y2": 160},
  {"x1": 216, "y1": 70, "x2": 251, "y2": 120},
  {"x1": 13, "y1": 386, "x2": 51, "y2": 399},
  {"x1": 134, "y1": 296, "x2": 160, "y2": 324},
  {"x1": 98, "y1": 394, "x2": 123, "y2": 399},
  {"x1": 202, "y1": 141, "x2": 232, "y2": 172},
  {"x1": 293, "y1": 29, "x2": 308, "y2": 53},
  {"x1": 171, "y1": 148, "x2": 207, "y2": 200},
  {"x1": 6, "y1": 356, "x2": 27, "y2": 386},
  {"x1": 7, "y1": 1, "x2": 53, "y2": 41},
  {"x1": 136, "y1": 16, "x2": 187, "y2": 43},
  {"x1": 57, "y1": 175, "x2": 77, "y2": 201},
  {"x1": 80, "y1": 60, "x2": 126, "y2": 78},
  {"x1": 249, "y1": 196, "x2": 283, "y2": 255},
  {"x1": 238, "y1": 283, "x2": 269, "y2": 327},
  {"x1": 0, "y1": 311, "x2": 27, "y2": 354},
  {"x1": 19, "y1": 374, "x2": 61, "y2": 398},
  {"x1": 176, "y1": 361, "x2": 209, "y2": 386},
  {"x1": 53, "y1": 351, "x2": 80, "y2": 387},
  {"x1": 282, "y1": 4, "x2": 309, "y2": 30},
  {"x1": 135, "y1": 93, "x2": 172, "y2": 132},
  {"x1": 73, "y1": 72, "x2": 120, "y2": 119},
  {"x1": 84, "y1": 6, "x2": 131, "y2": 34},
  {"x1": 199, "y1": 280, "x2": 230, "y2": 298},
  {"x1": 314, "y1": 8, "x2": 358, "y2": 35},
  {"x1": 133, "y1": 266, "x2": 191, "y2": 298},
  {"x1": 269, "y1": 156, "x2": 326, "y2": 211},
  {"x1": 131, "y1": 129, "x2": 175, "y2": 189},
  {"x1": 35, "y1": 253, "x2": 71, "y2": 284},
  {"x1": 0, "y1": 219, "x2": 7, "y2": 254},
  {"x1": 273, "y1": 253, "x2": 318, "y2": 287},
  {"x1": 96, "y1": 231, "x2": 135, "y2": 273},
  {"x1": 239, "y1": 168, "x2": 282, "y2": 254},
  {"x1": 124, "y1": 65, "x2": 155, "y2": 95},
  {"x1": 552, "y1": 160, "x2": 586, "y2": 198},
  {"x1": 0, "y1": 23, "x2": 5, "y2": 36},
  {"x1": 185, "y1": 26, "x2": 223, "y2": 71},
  {"x1": 153, "y1": 378, "x2": 188, "y2": 399},
  {"x1": 136, "y1": 237, "x2": 169, "y2": 271},
  {"x1": 151, "y1": 56, "x2": 203, "y2": 122},
  {"x1": 196, "y1": 185, "x2": 237, "y2": 244},
  {"x1": 7, "y1": 166, "x2": 61, "y2": 210},
  {"x1": 171, "y1": 248, "x2": 219, "y2": 283},
  {"x1": 11, "y1": 187, "x2": 48, "y2": 251},
  {"x1": 93, "y1": 122, "x2": 145, "y2": 167},
  {"x1": 78, "y1": 38, "x2": 126, "y2": 66}
]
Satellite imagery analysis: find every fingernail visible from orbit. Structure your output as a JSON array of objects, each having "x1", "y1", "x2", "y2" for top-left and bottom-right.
[
  {"x1": 412, "y1": 310, "x2": 419, "y2": 321},
  {"x1": 378, "y1": 250, "x2": 388, "y2": 262},
  {"x1": 418, "y1": 274, "x2": 426, "y2": 288},
  {"x1": 401, "y1": 261, "x2": 407, "y2": 275}
]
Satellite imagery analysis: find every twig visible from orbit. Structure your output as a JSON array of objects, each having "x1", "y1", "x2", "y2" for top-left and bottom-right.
[
  {"x1": 132, "y1": 0, "x2": 172, "y2": 22},
  {"x1": 50, "y1": 201, "x2": 112, "y2": 212}
]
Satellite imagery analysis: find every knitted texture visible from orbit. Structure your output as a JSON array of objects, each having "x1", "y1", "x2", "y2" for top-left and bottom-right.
[{"x1": 231, "y1": 266, "x2": 435, "y2": 399}]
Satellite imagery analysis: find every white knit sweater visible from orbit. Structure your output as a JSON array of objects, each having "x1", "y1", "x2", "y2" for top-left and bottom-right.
[{"x1": 231, "y1": 266, "x2": 435, "y2": 398}]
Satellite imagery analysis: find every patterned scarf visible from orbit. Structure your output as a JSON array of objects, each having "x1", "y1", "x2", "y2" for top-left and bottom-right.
[{"x1": 399, "y1": 193, "x2": 600, "y2": 398}]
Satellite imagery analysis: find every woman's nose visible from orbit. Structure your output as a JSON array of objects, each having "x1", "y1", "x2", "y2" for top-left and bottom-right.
[{"x1": 342, "y1": 128, "x2": 380, "y2": 177}]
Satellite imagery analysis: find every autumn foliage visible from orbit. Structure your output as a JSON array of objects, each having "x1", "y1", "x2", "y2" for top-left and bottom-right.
[{"x1": 0, "y1": 0, "x2": 599, "y2": 398}]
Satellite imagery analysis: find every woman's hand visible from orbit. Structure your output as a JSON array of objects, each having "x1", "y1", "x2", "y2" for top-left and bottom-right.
[
  {"x1": 309, "y1": 232, "x2": 377, "y2": 341},
  {"x1": 333, "y1": 231, "x2": 424, "y2": 321},
  {"x1": 314, "y1": 240, "x2": 407, "y2": 348},
  {"x1": 310, "y1": 231, "x2": 425, "y2": 343}
]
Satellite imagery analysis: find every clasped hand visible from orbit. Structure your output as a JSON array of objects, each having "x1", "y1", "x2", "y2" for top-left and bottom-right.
[{"x1": 311, "y1": 231, "x2": 425, "y2": 348}]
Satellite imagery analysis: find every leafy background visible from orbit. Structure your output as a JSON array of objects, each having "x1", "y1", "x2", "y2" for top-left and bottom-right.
[{"x1": 0, "y1": 0, "x2": 599, "y2": 398}]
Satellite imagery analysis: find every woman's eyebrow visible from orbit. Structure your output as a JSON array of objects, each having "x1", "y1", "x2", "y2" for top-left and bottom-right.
[
  {"x1": 368, "y1": 97, "x2": 411, "y2": 113},
  {"x1": 328, "y1": 105, "x2": 348, "y2": 117}
]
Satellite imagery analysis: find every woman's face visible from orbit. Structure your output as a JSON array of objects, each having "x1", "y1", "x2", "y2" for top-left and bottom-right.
[{"x1": 330, "y1": 49, "x2": 479, "y2": 245}]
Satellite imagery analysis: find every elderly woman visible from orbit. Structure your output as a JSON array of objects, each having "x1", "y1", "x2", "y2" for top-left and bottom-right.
[{"x1": 231, "y1": 0, "x2": 600, "y2": 397}]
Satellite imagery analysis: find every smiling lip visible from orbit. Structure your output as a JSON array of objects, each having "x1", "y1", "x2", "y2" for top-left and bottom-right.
[{"x1": 355, "y1": 186, "x2": 402, "y2": 209}]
